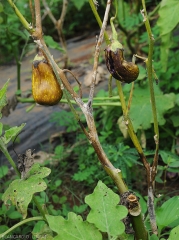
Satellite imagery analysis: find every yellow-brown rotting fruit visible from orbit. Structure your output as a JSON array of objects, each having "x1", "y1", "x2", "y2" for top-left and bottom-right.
[{"x1": 32, "y1": 52, "x2": 63, "y2": 105}]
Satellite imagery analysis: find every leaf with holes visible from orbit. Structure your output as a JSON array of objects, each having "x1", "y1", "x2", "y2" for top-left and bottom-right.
[
  {"x1": 168, "y1": 225, "x2": 179, "y2": 240},
  {"x1": 2, "y1": 163, "x2": 51, "y2": 219},
  {"x1": 46, "y1": 212, "x2": 102, "y2": 240},
  {"x1": 85, "y1": 181, "x2": 128, "y2": 237}
]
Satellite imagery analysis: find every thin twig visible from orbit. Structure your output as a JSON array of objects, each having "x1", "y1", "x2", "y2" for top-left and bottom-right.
[
  {"x1": 63, "y1": 69, "x2": 82, "y2": 98},
  {"x1": 33, "y1": 0, "x2": 43, "y2": 39},
  {"x1": 141, "y1": 0, "x2": 159, "y2": 235},
  {"x1": 7, "y1": 0, "x2": 34, "y2": 34},
  {"x1": 42, "y1": 0, "x2": 57, "y2": 25},
  {"x1": 29, "y1": 0, "x2": 35, "y2": 28},
  {"x1": 42, "y1": 0, "x2": 68, "y2": 67},
  {"x1": 126, "y1": 82, "x2": 134, "y2": 116},
  {"x1": 88, "y1": 0, "x2": 111, "y2": 107},
  {"x1": 88, "y1": 0, "x2": 110, "y2": 44}
]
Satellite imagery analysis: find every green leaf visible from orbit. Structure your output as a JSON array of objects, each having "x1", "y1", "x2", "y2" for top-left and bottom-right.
[
  {"x1": 0, "y1": 80, "x2": 9, "y2": 118},
  {"x1": 26, "y1": 163, "x2": 51, "y2": 179},
  {"x1": 168, "y1": 161, "x2": 179, "y2": 168},
  {"x1": 44, "y1": 35, "x2": 65, "y2": 52},
  {"x1": 157, "y1": 0, "x2": 179, "y2": 35},
  {"x1": 149, "y1": 234, "x2": 159, "y2": 240},
  {"x1": 55, "y1": 179, "x2": 62, "y2": 187},
  {"x1": 71, "y1": 0, "x2": 87, "y2": 11},
  {"x1": 170, "y1": 114, "x2": 179, "y2": 127},
  {"x1": 73, "y1": 204, "x2": 87, "y2": 214},
  {"x1": 126, "y1": 84, "x2": 175, "y2": 131},
  {"x1": 2, "y1": 163, "x2": 51, "y2": 219},
  {"x1": 137, "y1": 65, "x2": 147, "y2": 80},
  {"x1": 32, "y1": 221, "x2": 53, "y2": 240},
  {"x1": 1, "y1": 123, "x2": 26, "y2": 145},
  {"x1": 118, "y1": 232, "x2": 134, "y2": 240},
  {"x1": 0, "y1": 165, "x2": 8, "y2": 178},
  {"x1": 168, "y1": 225, "x2": 179, "y2": 240},
  {"x1": 0, "y1": 122, "x2": 3, "y2": 136},
  {"x1": 0, "y1": 225, "x2": 9, "y2": 234},
  {"x1": 159, "y1": 33, "x2": 171, "y2": 72},
  {"x1": 156, "y1": 196, "x2": 179, "y2": 232},
  {"x1": 46, "y1": 212, "x2": 102, "y2": 240},
  {"x1": 7, "y1": 210, "x2": 22, "y2": 219},
  {"x1": 0, "y1": 3, "x2": 4, "y2": 12},
  {"x1": 85, "y1": 181, "x2": 128, "y2": 237},
  {"x1": 159, "y1": 150, "x2": 179, "y2": 165}
]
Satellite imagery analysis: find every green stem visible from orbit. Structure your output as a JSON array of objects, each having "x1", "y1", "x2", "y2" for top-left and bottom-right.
[
  {"x1": 110, "y1": 0, "x2": 118, "y2": 41},
  {"x1": 104, "y1": 166, "x2": 128, "y2": 193},
  {"x1": 116, "y1": 81, "x2": 148, "y2": 163},
  {"x1": 131, "y1": 215, "x2": 149, "y2": 240},
  {"x1": 18, "y1": 97, "x2": 122, "y2": 107},
  {"x1": 142, "y1": 1, "x2": 159, "y2": 235},
  {"x1": 18, "y1": 96, "x2": 122, "y2": 102},
  {"x1": 7, "y1": 0, "x2": 34, "y2": 34},
  {"x1": 0, "y1": 139, "x2": 20, "y2": 177},
  {"x1": 88, "y1": 0, "x2": 110, "y2": 44},
  {"x1": 0, "y1": 216, "x2": 43, "y2": 239},
  {"x1": 32, "y1": 196, "x2": 47, "y2": 220},
  {"x1": 116, "y1": 81, "x2": 149, "y2": 239},
  {"x1": 142, "y1": 0, "x2": 159, "y2": 146}
]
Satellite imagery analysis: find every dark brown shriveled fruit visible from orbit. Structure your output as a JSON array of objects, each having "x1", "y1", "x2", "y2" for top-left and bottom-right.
[{"x1": 105, "y1": 46, "x2": 139, "y2": 84}]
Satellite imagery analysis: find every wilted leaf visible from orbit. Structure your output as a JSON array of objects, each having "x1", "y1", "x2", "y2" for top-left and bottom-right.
[
  {"x1": 117, "y1": 116, "x2": 128, "y2": 138},
  {"x1": 85, "y1": 181, "x2": 128, "y2": 237},
  {"x1": 46, "y1": 212, "x2": 102, "y2": 240}
]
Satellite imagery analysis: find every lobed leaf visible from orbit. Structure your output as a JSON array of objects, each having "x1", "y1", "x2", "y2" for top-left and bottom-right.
[
  {"x1": 124, "y1": 84, "x2": 175, "y2": 132},
  {"x1": 46, "y1": 212, "x2": 102, "y2": 240},
  {"x1": 85, "y1": 181, "x2": 128, "y2": 237},
  {"x1": 2, "y1": 164, "x2": 51, "y2": 219}
]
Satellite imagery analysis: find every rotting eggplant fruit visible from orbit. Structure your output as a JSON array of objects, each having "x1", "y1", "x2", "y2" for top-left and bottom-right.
[
  {"x1": 32, "y1": 52, "x2": 63, "y2": 106},
  {"x1": 105, "y1": 45, "x2": 139, "y2": 84}
]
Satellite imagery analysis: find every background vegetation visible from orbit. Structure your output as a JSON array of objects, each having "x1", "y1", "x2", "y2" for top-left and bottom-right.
[{"x1": 1, "y1": 0, "x2": 179, "y2": 239}]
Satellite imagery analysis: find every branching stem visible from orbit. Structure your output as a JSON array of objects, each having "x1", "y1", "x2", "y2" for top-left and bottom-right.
[{"x1": 0, "y1": 217, "x2": 43, "y2": 238}]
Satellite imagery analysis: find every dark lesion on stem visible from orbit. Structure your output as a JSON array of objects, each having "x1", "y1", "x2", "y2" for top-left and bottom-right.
[{"x1": 120, "y1": 191, "x2": 141, "y2": 234}]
